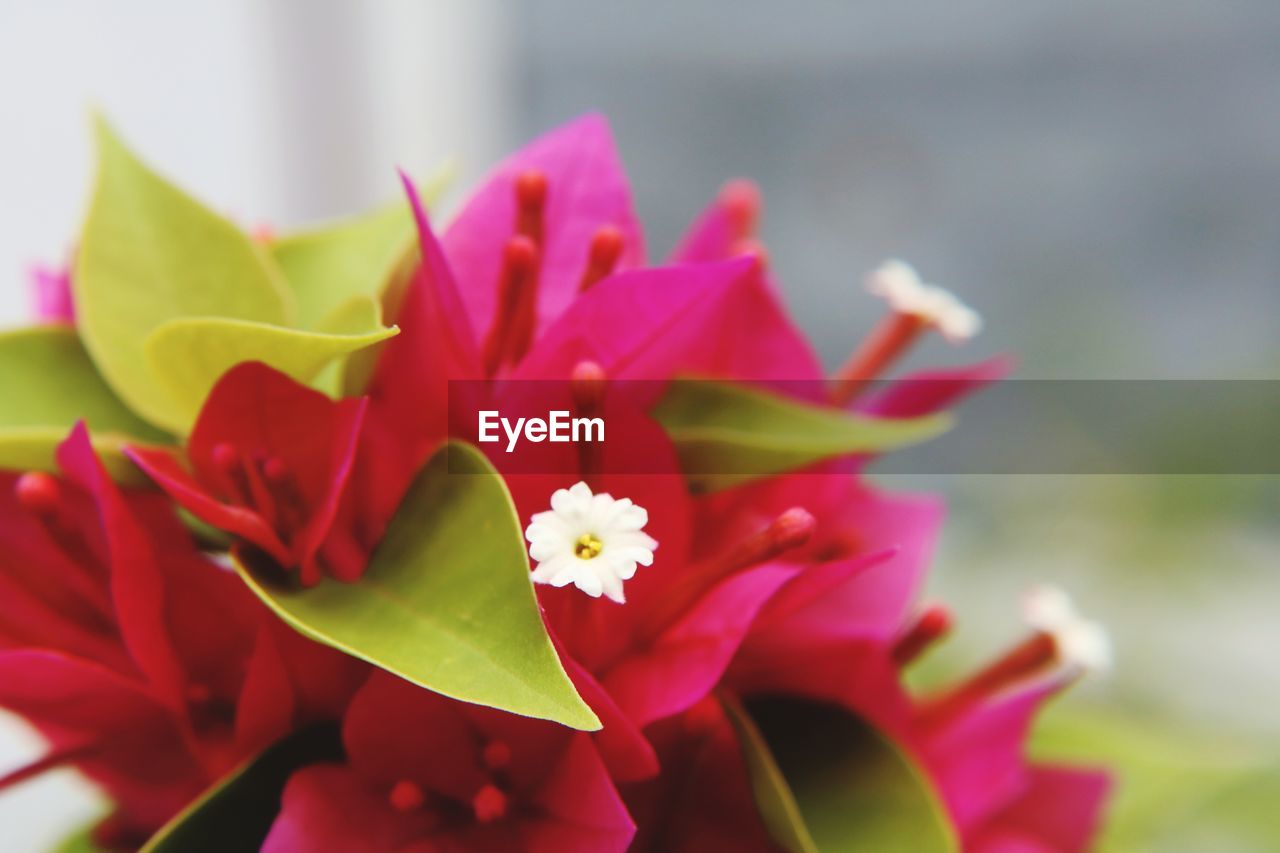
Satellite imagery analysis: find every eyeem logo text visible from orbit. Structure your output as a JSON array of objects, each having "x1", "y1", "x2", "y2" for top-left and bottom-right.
[{"x1": 477, "y1": 410, "x2": 605, "y2": 453}]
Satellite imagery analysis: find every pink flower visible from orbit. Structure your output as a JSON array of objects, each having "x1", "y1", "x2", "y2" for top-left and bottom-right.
[
  {"x1": 0, "y1": 425, "x2": 363, "y2": 843},
  {"x1": 263, "y1": 672, "x2": 634, "y2": 853},
  {"x1": 29, "y1": 263, "x2": 75, "y2": 324},
  {"x1": 718, "y1": 474, "x2": 1111, "y2": 848},
  {"x1": 621, "y1": 697, "x2": 776, "y2": 852},
  {"x1": 126, "y1": 363, "x2": 368, "y2": 586}
]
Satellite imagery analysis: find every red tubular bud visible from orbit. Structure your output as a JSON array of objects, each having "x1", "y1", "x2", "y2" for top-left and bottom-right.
[
  {"x1": 830, "y1": 311, "x2": 926, "y2": 405},
  {"x1": 720, "y1": 179, "x2": 762, "y2": 241},
  {"x1": 579, "y1": 225, "x2": 625, "y2": 291},
  {"x1": 482, "y1": 236, "x2": 541, "y2": 376},
  {"x1": 642, "y1": 508, "x2": 816, "y2": 640},
  {"x1": 891, "y1": 604, "x2": 953, "y2": 666},
  {"x1": 515, "y1": 170, "x2": 548, "y2": 246},
  {"x1": 570, "y1": 360, "x2": 607, "y2": 415},
  {"x1": 733, "y1": 238, "x2": 770, "y2": 272},
  {"x1": 917, "y1": 631, "x2": 1059, "y2": 727}
]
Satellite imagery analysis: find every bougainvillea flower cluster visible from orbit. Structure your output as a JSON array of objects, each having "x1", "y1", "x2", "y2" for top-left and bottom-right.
[{"x1": 0, "y1": 114, "x2": 1110, "y2": 851}]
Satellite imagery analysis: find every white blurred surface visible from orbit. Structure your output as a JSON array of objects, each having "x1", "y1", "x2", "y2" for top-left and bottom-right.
[
  {"x1": 0, "y1": 2, "x2": 507, "y2": 849},
  {"x1": 0, "y1": 0, "x2": 510, "y2": 331}
]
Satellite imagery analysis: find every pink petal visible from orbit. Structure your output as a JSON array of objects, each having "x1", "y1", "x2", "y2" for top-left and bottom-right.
[
  {"x1": 513, "y1": 257, "x2": 757, "y2": 382},
  {"x1": 918, "y1": 679, "x2": 1062, "y2": 834},
  {"x1": 603, "y1": 562, "x2": 798, "y2": 728},
  {"x1": 343, "y1": 672, "x2": 490, "y2": 803},
  {"x1": 976, "y1": 764, "x2": 1111, "y2": 853},
  {"x1": 741, "y1": 548, "x2": 898, "y2": 647},
  {"x1": 668, "y1": 192, "x2": 743, "y2": 265},
  {"x1": 29, "y1": 264, "x2": 75, "y2": 324},
  {"x1": 233, "y1": 623, "x2": 298, "y2": 753},
  {"x1": 525, "y1": 733, "x2": 636, "y2": 853},
  {"x1": 125, "y1": 445, "x2": 291, "y2": 566},
  {"x1": 367, "y1": 174, "x2": 484, "y2": 470},
  {"x1": 859, "y1": 355, "x2": 1014, "y2": 418},
  {"x1": 0, "y1": 649, "x2": 204, "y2": 831},
  {"x1": 624, "y1": 698, "x2": 777, "y2": 853},
  {"x1": 698, "y1": 476, "x2": 943, "y2": 639},
  {"x1": 558, "y1": 641, "x2": 659, "y2": 782},
  {"x1": 444, "y1": 114, "x2": 645, "y2": 341},
  {"x1": 0, "y1": 473, "x2": 130, "y2": 668},
  {"x1": 971, "y1": 764, "x2": 1110, "y2": 853},
  {"x1": 57, "y1": 424, "x2": 187, "y2": 707},
  {"x1": 263, "y1": 763, "x2": 434, "y2": 853}
]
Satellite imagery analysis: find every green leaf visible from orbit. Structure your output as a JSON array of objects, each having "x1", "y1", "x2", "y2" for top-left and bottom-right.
[
  {"x1": 74, "y1": 117, "x2": 293, "y2": 432},
  {"x1": 309, "y1": 295, "x2": 385, "y2": 397},
  {"x1": 141, "y1": 724, "x2": 342, "y2": 853},
  {"x1": 143, "y1": 316, "x2": 398, "y2": 431},
  {"x1": 733, "y1": 695, "x2": 955, "y2": 853},
  {"x1": 0, "y1": 326, "x2": 169, "y2": 482},
  {"x1": 233, "y1": 442, "x2": 599, "y2": 731},
  {"x1": 270, "y1": 163, "x2": 451, "y2": 332},
  {"x1": 722, "y1": 695, "x2": 819, "y2": 853},
  {"x1": 652, "y1": 380, "x2": 952, "y2": 491}
]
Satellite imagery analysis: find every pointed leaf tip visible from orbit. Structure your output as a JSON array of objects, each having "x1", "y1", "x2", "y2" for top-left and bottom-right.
[{"x1": 234, "y1": 442, "x2": 599, "y2": 731}]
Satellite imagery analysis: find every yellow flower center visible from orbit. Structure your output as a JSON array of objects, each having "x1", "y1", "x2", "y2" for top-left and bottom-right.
[{"x1": 574, "y1": 533, "x2": 604, "y2": 560}]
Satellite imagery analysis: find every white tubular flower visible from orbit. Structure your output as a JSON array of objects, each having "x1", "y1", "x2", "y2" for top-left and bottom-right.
[
  {"x1": 525, "y1": 482, "x2": 657, "y2": 604},
  {"x1": 865, "y1": 259, "x2": 982, "y2": 342},
  {"x1": 1023, "y1": 585, "x2": 1112, "y2": 674}
]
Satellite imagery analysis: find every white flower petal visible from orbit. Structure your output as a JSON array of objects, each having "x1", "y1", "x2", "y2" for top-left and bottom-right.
[
  {"x1": 575, "y1": 570, "x2": 604, "y2": 598},
  {"x1": 1023, "y1": 585, "x2": 1112, "y2": 674},
  {"x1": 600, "y1": 572, "x2": 627, "y2": 604},
  {"x1": 526, "y1": 481, "x2": 657, "y2": 604},
  {"x1": 865, "y1": 259, "x2": 981, "y2": 343}
]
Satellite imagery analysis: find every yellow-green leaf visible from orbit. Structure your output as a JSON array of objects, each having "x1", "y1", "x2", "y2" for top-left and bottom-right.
[
  {"x1": 234, "y1": 442, "x2": 599, "y2": 731},
  {"x1": 653, "y1": 380, "x2": 952, "y2": 491},
  {"x1": 308, "y1": 294, "x2": 384, "y2": 396},
  {"x1": 734, "y1": 695, "x2": 956, "y2": 852},
  {"x1": 270, "y1": 164, "x2": 452, "y2": 332},
  {"x1": 143, "y1": 316, "x2": 398, "y2": 431},
  {"x1": 0, "y1": 326, "x2": 169, "y2": 482},
  {"x1": 74, "y1": 117, "x2": 293, "y2": 431},
  {"x1": 722, "y1": 694, "x2": 819, "y2": 853}
]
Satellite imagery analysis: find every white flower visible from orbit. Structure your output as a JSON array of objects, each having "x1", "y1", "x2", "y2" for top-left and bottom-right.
[
  {"x1": 1023, "y1": 585, "x2": 1112, "y2": 674},
  {"x1": 525, "y1": 482, "x2": 657, "y2": 604},
  {"x1": 866, "y1": 259, "x2": 982, "y2": 342}
]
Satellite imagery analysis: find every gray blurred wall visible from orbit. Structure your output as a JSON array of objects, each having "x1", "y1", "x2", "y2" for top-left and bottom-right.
[{"x1": 515, "y1": 0, "x2": 1280, "y2": 379}]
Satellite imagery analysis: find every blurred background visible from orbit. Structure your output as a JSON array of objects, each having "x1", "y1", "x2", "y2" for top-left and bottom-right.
[{"x1": 1, "y1": 1, "x2": 1276, "y2": 849}]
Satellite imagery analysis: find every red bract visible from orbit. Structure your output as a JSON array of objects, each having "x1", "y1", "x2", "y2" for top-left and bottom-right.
[
  {"x1": 442, "y1": 114, "x2": 645, "y2": 346},
  {"x1": 499, "y1": 408, "x2": 806, "y2": 737},
  {"x1": 969, "y1": 765, "x2": 1111, "y2": 852},
  {"x1": 621, "y1": 697, "x2": 776, "y2": 853},
  {"x1": 263, "y1": 672, "x2": 634, "y2": 853},
  {"x1": 17, "y1": 113, "x2": 1107, "y2": 851},
  {"x1": 718, "y1": 475, "x2": 1110, "y2": 850},
  {"x1": 126, "y1": 362, "x2": 368, "y2": 585},
  {"x1": 0, "y1": 425, "x2": 363, "y2": 843}
]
